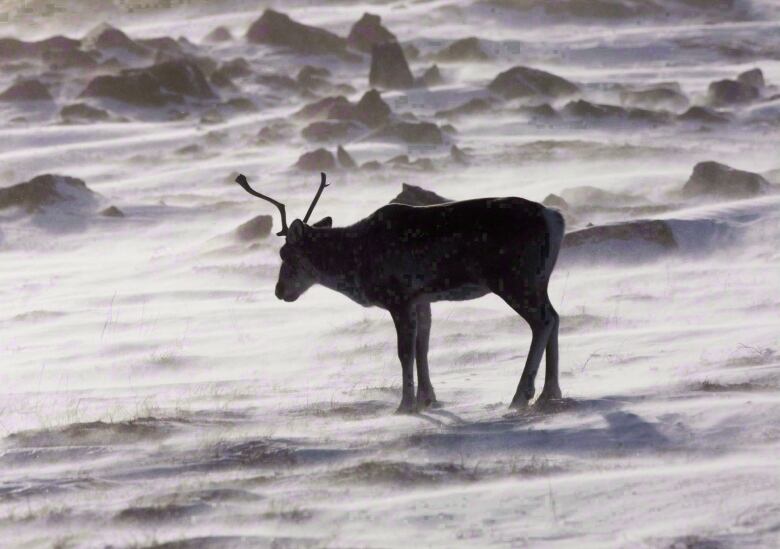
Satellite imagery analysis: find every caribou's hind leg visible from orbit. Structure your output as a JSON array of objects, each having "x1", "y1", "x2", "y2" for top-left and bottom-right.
[
  {"x1": 496, "y1": 288, "x2": 559, "y2": 409},
  {"x1": 537, "y1": 312, "x2": 562, "y2": 402},
  {"x1": 415, "y1": 303, "x2": 438, "y2": 409},
  {"x1": 390, "y1": 305, "x2": 418, "y2": 414}
]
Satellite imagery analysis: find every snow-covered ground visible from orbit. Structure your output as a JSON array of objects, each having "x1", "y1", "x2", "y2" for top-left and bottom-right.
[{"x1": 1, "y1": 1, "x2": 779, "y2": 547}]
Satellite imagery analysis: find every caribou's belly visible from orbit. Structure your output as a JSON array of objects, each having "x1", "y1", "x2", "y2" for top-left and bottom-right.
[{"x1": 424, "y1": 284, "x2": 490, "y2": 303}]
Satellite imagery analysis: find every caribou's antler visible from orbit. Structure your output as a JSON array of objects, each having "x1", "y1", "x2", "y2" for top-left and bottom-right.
[
  {"x1": 234, "y1": 174, "x2": 288, "y2": 236},
  {"x1": 303, "y1": 172, "x2": 330, "y2": 224}
]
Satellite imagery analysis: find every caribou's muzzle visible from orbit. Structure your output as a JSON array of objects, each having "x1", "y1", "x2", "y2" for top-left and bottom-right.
[{"x1": 275, "y1": 282, "x2": 298, "y2": 302}]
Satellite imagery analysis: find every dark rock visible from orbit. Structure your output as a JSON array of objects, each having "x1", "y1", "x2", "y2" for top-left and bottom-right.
[
  {"x1": 682, "y1": 161, "x2": 771, "y2": 199},
  {"x1": 0, "y1": 79, "x2": 52, "y2": 101},
  {"x1": 562, "y1": 99, "x2": 670, "y2": 124},
  {"x1": 139, "y1": 37, "x2": 185, "y2": 56},
  {"x1": 80, "y1": 59, "x2": 216, "y2": 107},
  {"x1": 708, "y1": 79, "x2": 759, "y2": 106},
  {"x1": 369, "y1": 41, "x2": 414, "y2": 89},
  {"x1": 347, "y1": 13, "x2": 397, "y2": 52},
  {"x1": 235, "y1": 214, "x2": 273, "y2": 241},
  {"x1": 296, "y1": 95, "x2": 351, "y2": 120},
  {"x1": 337, "y1": 145, "x2": 357, "y2": 169},
  {"x1": 0, "y1": 174, "x2": 96, "y2": 213},
  {"x1": 175, "y1": 144, "x2": 202, "y2": 155},
  {"x1": 0, "y1": 35, "x2": 80, "y2": 61},
  {"x1": 223, "y1": 97, "x2": 256, "y2": 112},
  {"x1": 372, "y1": 121, "x2": 444, "y2": 144},
  {"x1": 302, "y1": 120, "x2": 360, "y2": 142},
  {"x1": 520, "y1": 103, "x2": 558, "y2": 118},
  {"x1": 297, "y1": 65, "x2": 333, "y2": 92},
  {"x1": 216, "y1": 58, "x2": 251, "y2": 79},
  {"x1": 351, "y1": 89, "x2": 392, "y2": 127},
  {"x1": 488, "y1": 65, "x2": 578, "y2": 100},
  {"x1": 619, "y1": 86, "x2": 688, "y2": 110},
  {"x1": 101, "y1": 205, "x2": 125, "y2": 217},
  {"x1": 42, "y1": 48, "x2": 98, "y2": 69},
  {"x1": 255, "y1": 72, "x2": 299, "y2": 91},
  {"x1": 434, "y1": 37, "x2": 489, "y2": 62},
  {"x1": 387, "y1": 154, "x2": 410, "y2": 165},
  {"x1": 677, "y1": 106, "x2": 731, "y2": 124},
  {"x1": 450, "y1": 144, "x2": 468, "y2": 164},
  {"x1": 246, "y1": 9, "x2": 348, "y2": 55},
  {"x1": 560, "y1": 185, "x2": 641, "y2": 207},
  {"x1": 204, "y1": 26, "x2": 233, "y2": 43},
  {"x1": 60, "y1": 103, "x2": 110, "y2": 123},
  {"x1": 737, "y1": 68, "x2": 764, "y2": 89},
  {"x1": 563, "y1": 220, "x2": 677, "y2": 251},
  {"x1": 361, "y1": 160, "x2": 382, "y2": 171},
  {"x1": 543, "y1": 194, "x2": 570, "y2": 209},
  {"x1": 295, "y1": 148, "x2": 336, "y2": 171},
  {"x1": 390, "y1": 183, "x2": 451, "y2": 206},
  {"x1": 84, "y1": 23, "x2": 149, "y2": 57},
  {"x1": 257, "y1": 121, "x2": 294, "y2": 144},
  {"x1": 435, "y1": 98, "x2": 491, "y2": 118},
  {"x1": 334, "y1": 89, "x2": 392, "y2": 128},
  {"x1": 420, "y1": 65, "x2": 443, "y2": 87}
]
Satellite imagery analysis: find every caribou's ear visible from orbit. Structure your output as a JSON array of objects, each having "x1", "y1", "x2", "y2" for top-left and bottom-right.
[
  {"x1": 287, "y1": 219, "x2": 305, "y2": 244},
  {"x1": 312, "y1": 216, "x2": 332, "y2": 228}
]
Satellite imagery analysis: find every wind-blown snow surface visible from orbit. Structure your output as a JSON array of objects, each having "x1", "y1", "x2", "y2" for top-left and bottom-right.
[{"x1": 1, "y1": 1, "x2": 780, "y2": 547}]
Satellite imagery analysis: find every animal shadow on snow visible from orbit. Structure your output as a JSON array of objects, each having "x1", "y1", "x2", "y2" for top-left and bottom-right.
[{"x1": 412, "y1": 397, "x2": 670, "y2": 456}]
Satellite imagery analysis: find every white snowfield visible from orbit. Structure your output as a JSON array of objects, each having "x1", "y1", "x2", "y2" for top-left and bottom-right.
[{"x1": 0, "y1": 1, "x2": 779, "y2": 547}]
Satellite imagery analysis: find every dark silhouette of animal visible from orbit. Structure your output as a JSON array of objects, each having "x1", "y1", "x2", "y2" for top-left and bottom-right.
[{"x1": 235, "y1": 173, "x2": 565, "y2": 413}]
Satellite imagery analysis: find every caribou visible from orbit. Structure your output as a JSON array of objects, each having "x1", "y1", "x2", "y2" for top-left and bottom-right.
[{"x1": 235, "y1": 172, "x2": 565, "y2": 413}]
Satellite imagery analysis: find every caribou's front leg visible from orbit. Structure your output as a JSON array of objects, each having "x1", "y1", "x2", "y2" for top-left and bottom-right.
[
  {"x1": 390, "y1": 305, "x2": 417, "y2": 414},
  {"x1": 415, "y1": 303, "x2": 438, "y2": 409}
]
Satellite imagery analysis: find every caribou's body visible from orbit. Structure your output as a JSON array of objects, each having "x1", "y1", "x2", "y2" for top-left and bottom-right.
[{"x1": 237, "y1": 174, "x2": 565, "y2": 413}]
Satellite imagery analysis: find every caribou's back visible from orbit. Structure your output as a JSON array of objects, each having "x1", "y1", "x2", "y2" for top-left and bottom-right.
[{"x1": 354, "y1": 197, "x2": 564, "y2": 305}]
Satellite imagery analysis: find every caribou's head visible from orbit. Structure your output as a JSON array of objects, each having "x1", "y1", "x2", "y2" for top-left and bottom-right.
[{"x1": 234, "y1": 172, "x2": 331, "y2": 302}]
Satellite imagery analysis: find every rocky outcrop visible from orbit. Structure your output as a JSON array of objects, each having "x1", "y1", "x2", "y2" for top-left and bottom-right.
[
  {"x1": 302, "y1": 120, "x2": 361, "y2": 142},
  {"x1": 329, "y1": 89, "x2": 392, "y2": 128},
  {"x1": 737, "y1": 68, "x2": 764, "y2": 89},
  {"x1": 0, "y1": 79, "x2": 52, "y2": 101},
  {"x1": 337, "y1": 145, "x2": 357, "y2": 169},
  {"x1": 682, "y1": 161, "x2": 771, "y2": 199},
  {"x1": 235, "y1": 215, "x2": 273, "y2": 241},
  {"x1": 707, "y1": 78, "x2": 759, "y2": 107},
  {"x1": 390, "y1": 183, "x2": 451, "y2": 206},
  {"x1": 100, "y1": 205, "x2": 125, "y2": 217},
  {"x1": 420, "y1": 65, "x2": 443, "y2": 87},
  {"x1": 295, "y1": 148, "x2": 336, "y2": 171},
  {"x1": 60, "y1": 103, "x2": 110, "y2": 123},
  {"x1": 371, "y1": 121, "x2": 444, "y2": 144},
  {"x1": 561, "y1": 99, "x2": 670, "y2": 125},
  {"x1": 563, "y1": 220, "x2": 678, "y2": 252},
  {"x1": 435, "y1": 98, "x2": 491, "y2": 119},
  {"x1": 80, "y1": 59, "x2": 216, "y2": 107},
  {"x1": 434, "y1": 37, "x2": 489, "y2": 62},
  {"x1": 369, "y1": 41, "x2": 414, "y2": 89},
  {"x1": 204, "y1": 26, "x2": 233, "y2": 43},
  {"x1": 0, "y1": 174, "x2": 97, "y2": 213},
  {"x1": 0, "y1": 35, "x2": 80, "y2": 60},
  {"x1": 619, "y1": 86, "x2": 688, "y2": 111},
  {"x1": 83, "y1": 23, "x2": 149, "y2": 57},
  {"x1": 347, "y1": 13, "x2": 397, "y2": 52},
  {"x1": 488, "y1": 65, "x2": 578, "y2": 100},
  {"x1": 246, "y1": 9, "x2": 348, "y2": 56},
  {"x1": 677, "y1": 106, "x2": 730, "y2": 124}
]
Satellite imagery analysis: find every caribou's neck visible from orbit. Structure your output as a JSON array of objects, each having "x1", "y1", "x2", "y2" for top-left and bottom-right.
[{"x1": 307, "y1": 226, "x2": 369, "y2": 304}]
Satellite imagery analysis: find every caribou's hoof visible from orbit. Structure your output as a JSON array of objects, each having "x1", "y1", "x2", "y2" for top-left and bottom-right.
[
  {"x1": 508, "y1": 396, "x2": 531, "y2": 410},
  {"x1": 536, "y1": 387, "x2": 563, "y2": 404},
  {"x1": 416, "y1": 391, "x2": 439, "y2": 410},
  {"x1": 395, "y1": 401, "x2": 417, "y2": 414}
]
